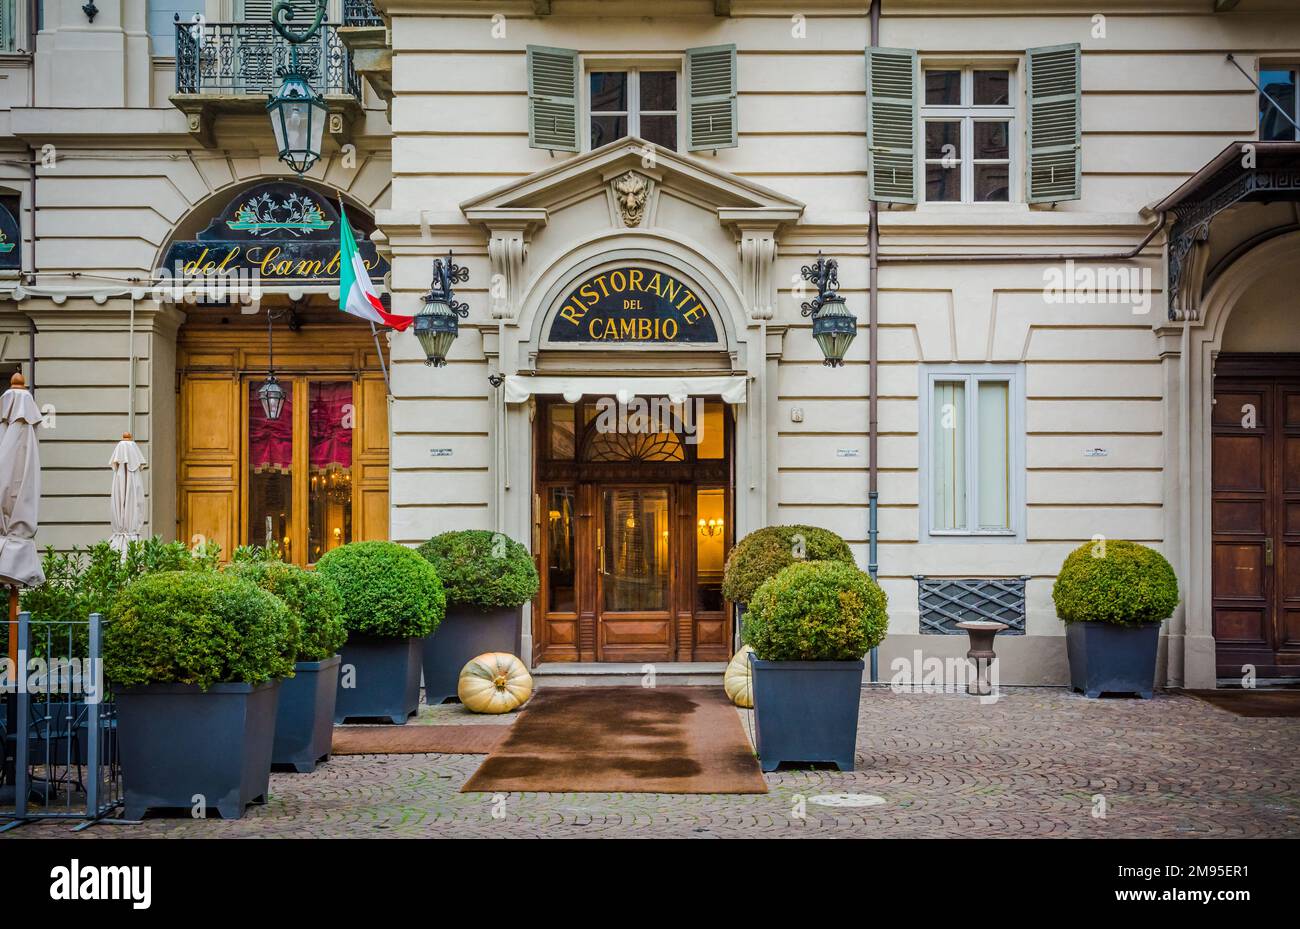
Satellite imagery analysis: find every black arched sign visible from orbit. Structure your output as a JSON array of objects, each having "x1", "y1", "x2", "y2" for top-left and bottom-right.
[
  {"x1": 547, "y1": 267, "x2": 720, "y2": 344},
  {"x1": 0, "y1": 199, "x2": 20, "y2": 272},
  {"x1": 161, "y1": 182, "x2": 388, "y2": 284}
]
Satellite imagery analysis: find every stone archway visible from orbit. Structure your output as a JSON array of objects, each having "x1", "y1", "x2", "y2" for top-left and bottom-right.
[{"x1": 1172, "y1": 230, "x2": 1300, "y2": 688}]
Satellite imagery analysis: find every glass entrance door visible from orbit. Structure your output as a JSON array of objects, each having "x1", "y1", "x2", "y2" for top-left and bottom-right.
[{"x1": 597, "y1": 486, "x2": 674, "y2": 660}]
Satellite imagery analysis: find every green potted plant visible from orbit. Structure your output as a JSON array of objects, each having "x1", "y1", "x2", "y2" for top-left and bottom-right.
[
  {"x1": 227, "y1": 557, "x2": 346, "y2": 772},
  {"x1": 722, "y1": 524, "x2": 856, "y2": 639},
  {"x1": 316, "y1": 540, "x2": 445, "y2": 724},
  {"x1": 104, "y1": 570, "x2": 299, "y2": 819},
  {"x1": 744, "y1": 560, "x2": 888, "y2": 772},
  {"x1": 1053, "y1": 540, "x2": 1178, "y2": 698},
  {"x1": 417, "y1": 530, "x2": 539, "y2": 704}
]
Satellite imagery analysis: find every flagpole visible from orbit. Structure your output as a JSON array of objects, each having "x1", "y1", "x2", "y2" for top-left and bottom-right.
[
  {"x1": 339, "y1": 194, "x2": 393, "y2": 398},
  {"x1": 369, "y1": 319, "x2": 392, "y2": 399}
]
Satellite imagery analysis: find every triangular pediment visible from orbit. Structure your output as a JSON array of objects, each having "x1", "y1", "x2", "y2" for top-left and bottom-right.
[{"x1": 460, "y1": 137, "x2": 804, "y2": 221}]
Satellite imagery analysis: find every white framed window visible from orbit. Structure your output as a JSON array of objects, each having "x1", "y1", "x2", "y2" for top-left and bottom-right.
[
  {"x1": 920, "y1": 65, "x2": 1015, "y2": 203},
  {"x1": 1259, "y1": 66, "x2": 1298, "y2": 141},
  {"x1": 920, "y1": 365, "x2": 1024, "y2": 540},
  {"x1": 585, "y1": 66, "x2": 681, "y2": 152}
]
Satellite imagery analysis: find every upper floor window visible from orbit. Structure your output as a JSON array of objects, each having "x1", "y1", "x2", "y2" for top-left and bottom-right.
[
  {"x1": 866, "y1": 44, "x2": 1080, "y2": 205},
  {"x1": 527, "y1": 44, "x2": 736, "y2": 155},
  {"x1": 589, "y1": 69, "x2": 679, "y2": 151},
  {"x1": 921, "y1": 66, "x2": 1014, "y2": 203},
  {"x1": 1259, "y1": 68, "x2": 1298, "y2": 141}
]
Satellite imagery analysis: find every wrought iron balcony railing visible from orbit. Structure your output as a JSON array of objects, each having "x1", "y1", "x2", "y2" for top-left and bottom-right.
[
  {"x1": 175, "y1": 20, "x2": 361, "y2": 99},
  {"x1": 343, "y1": 0, "x2": 384, "y2": 27}
]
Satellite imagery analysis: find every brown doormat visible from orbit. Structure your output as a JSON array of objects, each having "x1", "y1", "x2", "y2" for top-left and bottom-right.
[
  {"x1": 461, "y1": 686, "x2": 767, "y2": 794},
  {"x1": 332, "y1": 724, "x2": 507, "y2": 755},
  {"x1": 1187, "y1": 689, "x2": 1300, "y2": 717}
]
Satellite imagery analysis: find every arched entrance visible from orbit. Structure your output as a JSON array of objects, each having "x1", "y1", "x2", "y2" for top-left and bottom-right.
[
  {"x1": 161, "y1": 181, "x2": 393, "y2": 565},
  {"x1": 1179, "y1": 230, "x2": 1300, "y2": 685},
  {"x1": 498, "y1": 244, "x2": 756, "y2": 665}
]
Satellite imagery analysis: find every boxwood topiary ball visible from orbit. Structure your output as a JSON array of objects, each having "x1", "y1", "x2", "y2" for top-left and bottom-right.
[
  {"x1": 104, "y1": 570, "x2": 299, "y2": 690},
  {"x1": 743, "y1": 560, "x2": 888, "y2": 662},
  {"x1": 315, "y1": 540, "x2": 446, "y2": 639},
  {"x1": 226, "y1": 559, "x2": 346, "y2": 663},
  {"x1": 1052, "y1": 540, "x2": 1178, "y2": 627},
  {"x1": 722, "y1": 524, "x2": 857, "y2": 606},
  {"x1": 417, "y1": 529, "x2": 539, "y2": 610}
]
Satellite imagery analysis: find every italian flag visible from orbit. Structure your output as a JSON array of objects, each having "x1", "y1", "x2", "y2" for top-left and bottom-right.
[{"x1": 339, "y1": 204, "x2": 413, "y2": 331}]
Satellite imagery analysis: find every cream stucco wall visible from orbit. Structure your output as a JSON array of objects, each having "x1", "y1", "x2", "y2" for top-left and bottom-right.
[
  {"x1": 374, "y1": 0, "x2": 1300, "y2": 682},
  {"x1": 1, "y1": 0, "x2": 1296, "y2": 684}
]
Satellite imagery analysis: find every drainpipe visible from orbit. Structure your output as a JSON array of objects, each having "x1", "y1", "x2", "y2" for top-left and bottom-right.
[{"x1": 867, "y1": 0, "x2": 881, "y2": 684}]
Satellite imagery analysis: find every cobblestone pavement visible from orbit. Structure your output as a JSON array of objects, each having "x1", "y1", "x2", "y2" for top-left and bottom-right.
[{"x1": 7, "y1": 687, "x2": 1300, "y2": 839}]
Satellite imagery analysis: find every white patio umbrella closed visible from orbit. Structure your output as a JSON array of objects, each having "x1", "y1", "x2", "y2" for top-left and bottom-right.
[
  {"x1": 108, "y1": 433, "x2": 146, "y2": 555},
  {"x1": 0, "y1": 371, "x2": 44, "y2": 678},
  {"x1": 0, "y1": 371, "x2": 44, "y2": 590}
]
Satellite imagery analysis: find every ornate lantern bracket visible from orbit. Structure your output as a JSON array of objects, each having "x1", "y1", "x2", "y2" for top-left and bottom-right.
[
  {"x1": 415, "y1": 252, "x2": 471, "y2": 367},
  {"x1": 800, "y1": 251, "x2": 857, "y2": 367}
]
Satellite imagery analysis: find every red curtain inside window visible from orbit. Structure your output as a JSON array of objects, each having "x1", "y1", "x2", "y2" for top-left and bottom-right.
[
  {"x1": 249, "y1": 383, "x2": 293, "y2": 472},
  {"x1": 310, "y1": 382, "x2": 352, "y2": 471}
]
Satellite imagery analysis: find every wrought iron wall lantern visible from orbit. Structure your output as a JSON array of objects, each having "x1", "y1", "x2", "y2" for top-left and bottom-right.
[
  {"x1": 258, "y1": 309, "x2": 288, "y2": 421},
  {"x1": 415, "y1": 252, "x2": 470, "y2": 367},
  {"x1": 800, "y1": 252, "x2": 857, "y2": 367},
  {"x1": 266, "y1": 0, "x2": 329, "y2": 175}
]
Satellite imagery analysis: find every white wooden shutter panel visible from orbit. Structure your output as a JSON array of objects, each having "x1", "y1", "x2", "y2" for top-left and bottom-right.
[
  {"x1": 866, "y1": 47, "x2": 918, "y2": 204},
  {"x1": 528, "y1": 45, "x2": 579, "y2": 152},
  {"x1": 686, "y1": 44, "x2": 738, "y2": 151},
  {"x1": 1026, "y1": 43, "x2": 1082, "y2": 203}
]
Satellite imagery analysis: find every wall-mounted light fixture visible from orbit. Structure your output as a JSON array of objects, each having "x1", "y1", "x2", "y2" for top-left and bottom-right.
[
  {"x1": 266, "y1": 0, "x2": 329, "y2": 175},
  {"x1": 698, "y1": 517, "x2": 724, "y2": 538},
  {"x1": 801, "y1": 252, "x2": 857, "y2": 367},
  {"x1": 414, "y1": 252, "x2": 470, "y2": 366}
]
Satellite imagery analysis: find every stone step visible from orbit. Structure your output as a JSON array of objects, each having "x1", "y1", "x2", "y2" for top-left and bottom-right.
[{"x1": 533, "y1": 661, "x2": 726, "y2": 688}]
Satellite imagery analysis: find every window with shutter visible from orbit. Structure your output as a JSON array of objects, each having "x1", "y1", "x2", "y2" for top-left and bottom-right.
[
  {"x1": 528, "y1": 45, "x2": 580, "y2": 152},
  {"x1": 866, "y1": 47, "x2": 919, "y2": 204},
  {"x1": 685, "y1": 44, "x2": 737, "y2": 151},
  {"x1": 147, "y1": 0, "x2": 205, "y2": 55},
  {"x1": 1025, "y1": 43, "x2": 1081, "y2": 203}
]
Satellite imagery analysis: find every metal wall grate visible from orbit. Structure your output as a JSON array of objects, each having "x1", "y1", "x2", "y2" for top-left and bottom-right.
[{"x1": 915, "y1": 576, "x2": 1029, "y2": 635}]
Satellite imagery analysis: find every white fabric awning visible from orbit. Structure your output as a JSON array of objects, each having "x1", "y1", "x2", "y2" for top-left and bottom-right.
[{"x1": 502, "y1": 375, "x2": 748, "y2": 405}]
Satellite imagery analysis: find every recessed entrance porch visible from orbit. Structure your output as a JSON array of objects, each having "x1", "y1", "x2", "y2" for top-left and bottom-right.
[{"x1": 531, "y1": 393, "x2": 735, "y2": 665}]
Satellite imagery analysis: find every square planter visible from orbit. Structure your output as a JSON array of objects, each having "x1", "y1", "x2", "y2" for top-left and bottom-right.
[
  {"x1": 749, "y1": 656, "x2": 863, "y2": 772},
  {"x1": 422, "y1": 605, "x2": 521, "y2": 705},
  {"x1": 1066, "y1": 620, "x2": 1160, "y2": 699},
  {"x1": 115, "y1": 679, "x2": 281, "y2": 820},
  {"x1": 273, "y1": 654, "x2": 341, "y2": 772},
  {"x1": 335, "y1": 634, "x2": 421, "y2": 725}
]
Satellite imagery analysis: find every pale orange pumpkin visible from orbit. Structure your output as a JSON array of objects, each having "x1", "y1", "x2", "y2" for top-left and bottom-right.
[
  {"x1": 723, "y1": 645, "x2": 754, "y2": 708},
  {"x1": 458, "y1": 652, "x2": 534, "y2": 714}
]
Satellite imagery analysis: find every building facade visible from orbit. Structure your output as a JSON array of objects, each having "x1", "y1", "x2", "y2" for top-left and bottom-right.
[{"x1": 3, "y1": 0, "x2": 1298, "y2": 688}]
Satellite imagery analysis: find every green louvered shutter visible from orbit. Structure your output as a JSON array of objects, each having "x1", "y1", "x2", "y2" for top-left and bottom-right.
[
  {"x1": 866, "y1": 47, "x2": 918, "y2": 204},
  {"x1": 1026, "y1": 43, "x2": 1082, "y2": 203},
  {"x1": 686, "y1": 44, "x2": 738, "y2": 151},
  {"x1": 528, "y1": 45, "x2": 579, "y2": 152}
]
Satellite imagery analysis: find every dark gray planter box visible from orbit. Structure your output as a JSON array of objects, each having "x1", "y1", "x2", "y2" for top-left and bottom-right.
[
  {"x1": 116, "y1": 679, "x2": 280, "y2": 820},
  {"x1": 749, "y1": 656, "x2": 863, "y2": 772},
  {"x1": 1066, "y1": 620, "x2": 1160, "y2": 698},
  {"x1": 273, "y1": 655, "x2": 341, "y2": 772},
  {"x1": 335, "y1": 634, "x2": 421, "y2": 724},
  {"x1": 422, "y1": 605, "x2": 521, "y2": 704}
]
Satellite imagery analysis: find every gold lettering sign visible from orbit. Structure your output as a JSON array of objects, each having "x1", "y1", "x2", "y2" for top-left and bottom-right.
[{"x1": 548, "y1": 267, "x2": 719, "y2": 344}]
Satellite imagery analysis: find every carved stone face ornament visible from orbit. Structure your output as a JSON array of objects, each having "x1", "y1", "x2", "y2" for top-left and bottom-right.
[{"x1": 612, "y1": 171, "x2": 649, "y2": 227}]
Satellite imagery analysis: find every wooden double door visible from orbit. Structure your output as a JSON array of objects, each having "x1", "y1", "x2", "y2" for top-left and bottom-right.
[
  {"x1": 177, "y1": 309, "x2": 390, "y2": 565},
  {"x1": 534, "y1": 397, "x2": 733, "y2": 664},
  {"x1": 1211, "y1": 356, "x2": 1300, "y2": 679}
]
